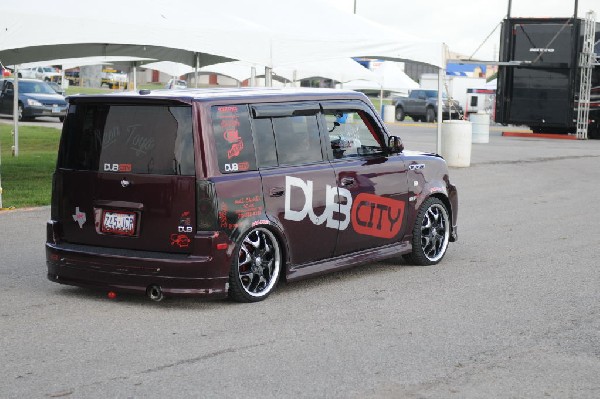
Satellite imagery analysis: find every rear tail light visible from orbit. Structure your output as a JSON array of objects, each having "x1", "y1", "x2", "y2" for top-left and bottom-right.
[{"x1": 196, "y1": 179, "x2": 218, "y2": 231}]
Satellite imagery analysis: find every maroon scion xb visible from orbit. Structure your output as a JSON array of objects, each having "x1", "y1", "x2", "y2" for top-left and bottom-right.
[{"x1": 46, "y1": 88, "x2": 458, "y2": 302}]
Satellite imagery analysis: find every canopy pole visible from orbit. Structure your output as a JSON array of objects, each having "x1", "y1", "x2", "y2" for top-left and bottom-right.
[
  {"x1": 195, "y1": 53, "x2": 199, "y2": 88},
  {"x1": 132, "y1": 64, "x2": 137, "y2": 91},
  {"x1": 250, "y1": 67, "x2": 256, "y2": 87},
  {"x1": 380, "y1": 86, "x2": 384, "y2": 116},
  {"x1": 436, "y1": 44, "x2": 447, "y2": 154},
  {"x1": 265, "y1": 67, "x2": 272, "y2": 87},
  {"x1": 13, "y1": 65, "x2": 19, "y2": 157}
]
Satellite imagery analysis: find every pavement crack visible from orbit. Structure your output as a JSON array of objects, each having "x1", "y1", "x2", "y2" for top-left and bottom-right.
[{"x1": 140, "y1": 341, "x2": 272, "y2": 375}]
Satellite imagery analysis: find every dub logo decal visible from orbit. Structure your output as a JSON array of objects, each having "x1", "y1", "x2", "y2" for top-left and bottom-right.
[
  {"x1": 178, "y1": 211, "x2": 193, "y2": 233},
  {"x1": 284, "y1": 176, "x2": 352, "y2": 230},
  {"x1": 284, "y1": 176, "x2": 404, "y2": 238}
]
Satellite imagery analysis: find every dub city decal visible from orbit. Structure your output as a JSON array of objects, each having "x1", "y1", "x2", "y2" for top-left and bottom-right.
[{"x1": 284, "y1": 176, "x2": 405, "y2": 238}]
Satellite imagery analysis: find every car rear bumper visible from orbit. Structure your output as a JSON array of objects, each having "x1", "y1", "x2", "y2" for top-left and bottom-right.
[
  {"x1": 46, "y1": 228, "x2": 233, "y2": 299},
  {"x1": 24, "y1": 105, "x2": 67, "y2": 118}
]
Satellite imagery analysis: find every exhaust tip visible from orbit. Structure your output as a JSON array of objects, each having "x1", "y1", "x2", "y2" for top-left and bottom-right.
[{"x1": 146, "y1": 285, "x2": 164, "y2": 302}]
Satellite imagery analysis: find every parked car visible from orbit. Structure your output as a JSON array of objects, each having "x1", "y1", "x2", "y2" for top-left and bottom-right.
[
  {"x1": 46, "y1": 88, "x2": 459, "y2": 303},
  {"x1": 64, "y1": 70, "x2": 80, "y2": 86},
  {"x1": 394, "y1": 89, "x2": 463, "y2": 122},
  {"x1": 0, "y1": 78, "x2": 67, "y2": 121},
  {"x1": 18, "y1": 66, "x2": 62, "y2": 82},
  {"x1": 101, "y1": 68, "x2": 128, "y2": 89},
  {"x1": 47, "y1": 81, "x2": 66, "y2": 96},
  {"x1": 165, "y1": 79, "x2": 187, "y2": 89}
]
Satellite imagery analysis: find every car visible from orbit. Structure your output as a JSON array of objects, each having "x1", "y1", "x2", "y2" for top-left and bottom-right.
[
  {"x1": 18, "y1": 65, "x2": 62, "y2": 82},
  {"x1": 394, "y1": 89, "x2": 463, "y2": 122},
  {"x1": 101, "y1": 68, "x2": 128, "y2": 89},
  {"x1": 165, "y1": 79, "x2": 187, "y2": 89},
  {"x1": 46, "y1": 87, "x2": 458, "y2": 303},
  {"x1": 0, "y1": 78, "x2": 68, "y2": 122},
  {"x1": 47, "y1": 81, "x2": 66, "y2": 96}
]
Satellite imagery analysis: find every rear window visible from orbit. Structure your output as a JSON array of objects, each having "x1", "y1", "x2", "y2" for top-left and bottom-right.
[{"x1": 58, "y1": 104, "x2": 195, "y2": 175}]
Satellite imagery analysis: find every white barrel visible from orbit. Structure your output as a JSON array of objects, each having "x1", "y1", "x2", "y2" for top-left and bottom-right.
[
  {"x1": 470, "y1": 112, "x2": 490, "y2": 143},
  {"x1": 383, "y1": 105, "x2": 395, "y2": 123},
  {"x1": 441, "y1": 120, "x2": 472, "y2": 167}
]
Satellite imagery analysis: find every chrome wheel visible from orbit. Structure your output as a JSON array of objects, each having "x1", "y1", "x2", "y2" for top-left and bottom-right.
[
  {"x1": 230, "y1": 227, "x2": 281, "y2": 302},
  {"x1": 419, "y1": 203, "x2": 450, "y2": 262},
  {"x1": 404, "y1": 197, "x2": 450, "y2": 266}
]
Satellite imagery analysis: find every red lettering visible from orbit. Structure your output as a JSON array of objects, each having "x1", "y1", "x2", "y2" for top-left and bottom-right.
[
  {"x1": 227, "y1": 140, "x2": 244, "y2": 159},
  {"x1": 118, "y1": 164, "x2": 132, "y2": 172},
  {"x1": 218, "y1": 106, "x2": 238, "y2": 113},
  {"x1": 351, "y1": 193, "x2": 404, "y2": 238}
]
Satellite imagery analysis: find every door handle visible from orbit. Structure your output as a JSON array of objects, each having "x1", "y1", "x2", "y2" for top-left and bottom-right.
[
  {"x1": 340, "y1": 177, "x2": 355, "y2": 186},
  {"x1": 269, "y1": 187, "x2": 285, "y2": 197}
]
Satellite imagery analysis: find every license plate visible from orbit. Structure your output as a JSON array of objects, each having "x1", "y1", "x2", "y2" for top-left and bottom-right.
[
  {"x1": 101, "y1": 211, "x2": 137, "y2": 236},
  {"x1": 51, "y1": 107, "x2": 61, "y2": 114}
]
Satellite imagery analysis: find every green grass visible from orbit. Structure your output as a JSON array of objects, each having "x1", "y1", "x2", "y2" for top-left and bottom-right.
[{"x1": 0, "y1": 125, "x2": 60, "y2": 208}]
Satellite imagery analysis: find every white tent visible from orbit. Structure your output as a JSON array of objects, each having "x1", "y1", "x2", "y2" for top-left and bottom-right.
[
  {"x1": 0, "y1": 1, "x2": 443, "y2": 69},
  {"x1": 140, "y1": 61, "x2": 194, "y2": 78},
  {"x1": 336, "y1": 62, "x2": 419, "y2": 99},
  {"x1": 0, "y1": 0, "x2": 445, "y2": 157},
  {"x1": 193, "y1": 58, "x2": 378, "y2": 84},
  {"x1": 14, "y1": 56, "x2": 156, "y2": 70}
]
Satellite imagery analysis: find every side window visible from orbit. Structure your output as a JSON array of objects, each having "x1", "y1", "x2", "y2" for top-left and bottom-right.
[
  {"x1": 251, "y1": 114, "x2": 323, "y2": 168},
  {"x1": 253, "y1": 118, "x2": 278, "y2": 168},
  {"x1": 273, "y1": 115, "x2": 322, "y2": 165},
  {"x1": 211, "y1": 105, "x2": 257, "y2": 173},
  {"x1": 324, "y1": 110, "x2": 384, "y2": 159}
]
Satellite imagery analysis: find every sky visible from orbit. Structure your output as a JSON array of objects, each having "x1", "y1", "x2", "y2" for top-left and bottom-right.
[{"x1": 327, "y1": 0, "x2": 599, "y2": 61}]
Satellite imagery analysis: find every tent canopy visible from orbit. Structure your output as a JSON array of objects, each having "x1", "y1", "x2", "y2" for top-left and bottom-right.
[
  {"x1": 187, "y1": 58, "x2": 378, "y2": 84},
  {"x1": 0, "y1": 1, "x2": 443, "y2": 69}
]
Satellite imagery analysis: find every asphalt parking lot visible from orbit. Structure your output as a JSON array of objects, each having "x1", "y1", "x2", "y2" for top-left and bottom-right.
[{"x1": 1, "y1": 122, "x2": 599, "y2": 398}]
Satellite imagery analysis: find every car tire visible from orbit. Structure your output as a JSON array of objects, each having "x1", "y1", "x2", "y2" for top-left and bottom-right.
[
  {"x1": 17, "y1": 104, "x2": 24, "y2": 121},
  {"x1": 425, "y1": 108, "x2": 436, "y2": 123},
  {"x1": 59, "y1": 116, "x2": 65, "y2": 123},
  {"x1": 229, "y1": 227, "x2": 282, "y2": 303},
  {"x1": 403, "y1": 197, "x2": 450, "y2": 266},
  {"x1": 395, "y1": 107, "x2": 405, "y2": 122}
]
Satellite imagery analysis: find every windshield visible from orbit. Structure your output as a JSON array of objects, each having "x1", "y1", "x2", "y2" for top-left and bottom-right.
[
  {"x1": 424, "y1": 90, "x2": 448, "y2": 99},
  {"x1": 42, "y1": 67, "x2": 54, "y2": 72},
  {"x1": 18, "y1": 81, "x2": 57, "y2": 95}
]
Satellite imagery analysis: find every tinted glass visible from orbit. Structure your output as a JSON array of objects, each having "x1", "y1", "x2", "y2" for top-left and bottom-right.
[
  {"x1": 272, "y1": 115, "x2": 322, "y2": 165},
  {"x1": 59, "y1": 104, "x2": 195, "y2": 175},
  {"x1": 252, "y1": 118, "x2": 278, "y2": 168},
  {"x1": 211, "y1": 105, "x2": 257, "y2": 173}
]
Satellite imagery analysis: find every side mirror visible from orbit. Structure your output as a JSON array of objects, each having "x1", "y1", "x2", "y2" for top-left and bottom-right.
[{"x1": 388, "y1": 135, "x2": 404, "y2": 154}]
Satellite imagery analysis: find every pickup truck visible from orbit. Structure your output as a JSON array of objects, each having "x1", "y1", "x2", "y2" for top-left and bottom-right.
[
  {"x1": 393, "y1": 89, "x2": 463, "y2": 122},
  {"x1": 18, "y1": 66, "x2": 62, "y2": 82}
]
